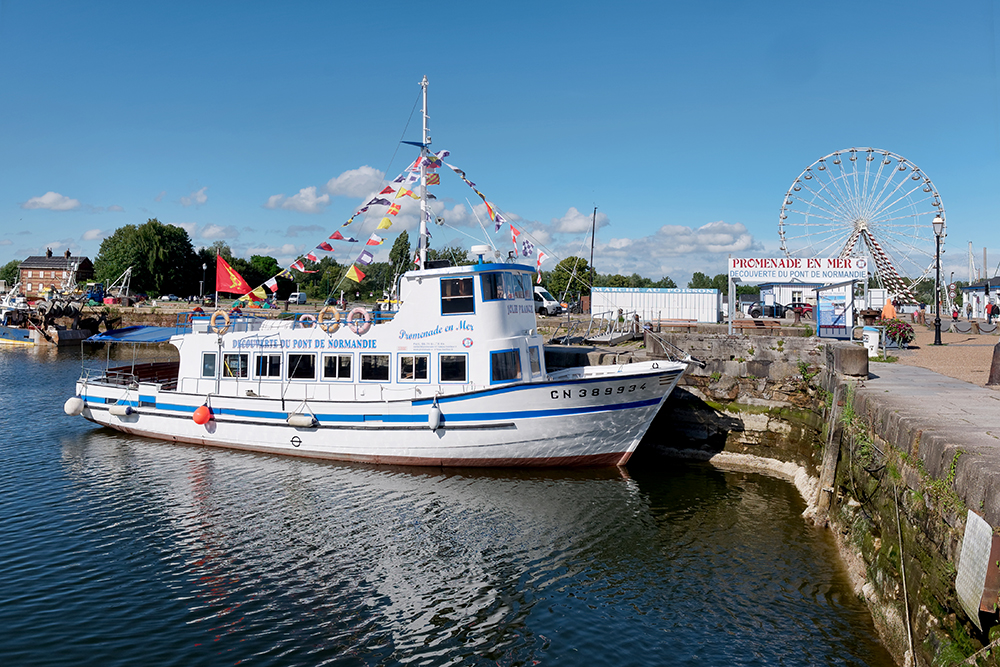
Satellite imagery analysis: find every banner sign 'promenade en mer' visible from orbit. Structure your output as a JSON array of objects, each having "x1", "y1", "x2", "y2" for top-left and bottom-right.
[{"x1": 728, "y1": 257, "x2": 869, "y2": 283}]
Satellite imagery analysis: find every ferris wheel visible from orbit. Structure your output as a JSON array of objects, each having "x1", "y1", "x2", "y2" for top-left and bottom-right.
[{"x1": 778, "y1": 147, "x2": 945, "y2": 299}]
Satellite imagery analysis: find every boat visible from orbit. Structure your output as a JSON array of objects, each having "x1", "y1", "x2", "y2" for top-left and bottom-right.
[{"x1": 62, "y1": 78, "x2": 696, "y2": 467}]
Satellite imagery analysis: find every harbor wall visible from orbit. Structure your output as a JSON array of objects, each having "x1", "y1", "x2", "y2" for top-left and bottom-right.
[{"x1": 639, "y1": 333, "x2": 999, "y2": 667}]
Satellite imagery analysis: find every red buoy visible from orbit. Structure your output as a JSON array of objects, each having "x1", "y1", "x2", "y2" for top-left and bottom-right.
[{"x1": 193, "y1": 405, "x2": 211, "y2": 425}]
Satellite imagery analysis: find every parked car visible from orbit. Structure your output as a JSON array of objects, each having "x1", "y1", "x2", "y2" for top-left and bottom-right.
[
  {"x1": 747, "y1": 302, "x2": 786, "y2": 318},
  {"x1": 288, "y1": 292, "x2": 307, "y2": 305},
  {"x1": 786, "y1": 302, "x2": 814, "y2": 315},
  {"x1": 534, "y1": 287, "x2": 561, "y2": 316},
  {"x1": 162, "y1": 294, "x2": 180, "y2": 301}
]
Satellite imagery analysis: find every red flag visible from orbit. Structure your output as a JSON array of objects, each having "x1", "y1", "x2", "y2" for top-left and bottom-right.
[
  {"x1": 379, "y1": 186, "x2": 395, "y2": 195},
  {"x1": 317, "y1": 241, "x2": 334, "y2": 252},
  {"x1": 216, "y1": 255, "x2": 252, "y2": 295}
]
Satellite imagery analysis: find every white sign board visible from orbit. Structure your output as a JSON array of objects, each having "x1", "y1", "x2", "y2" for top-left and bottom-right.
[{"x1": 729, "y1": 257, "x2": 868, "y2": 283}]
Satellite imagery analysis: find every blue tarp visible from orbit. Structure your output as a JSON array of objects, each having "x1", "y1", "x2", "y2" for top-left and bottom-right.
[{"x1": 87, "y1": 325, "x2": 190, "y2": 343}]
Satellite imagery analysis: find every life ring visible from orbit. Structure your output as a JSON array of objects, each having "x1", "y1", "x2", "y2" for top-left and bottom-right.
[
  {"x1": 298, "y1": 313, "x2": 317, "y2": 328},
  {"x1": 345, "y1": 307, "x2": 372, "y2": 335},
  {"x1": 210, "y1": 309, "x2": 230, "y2": 334},
  {"x1": 318, "y1": 306, "x2": 341, "y2": 333}
]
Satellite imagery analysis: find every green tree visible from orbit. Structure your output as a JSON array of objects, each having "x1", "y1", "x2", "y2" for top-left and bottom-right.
[
  {"x1": 688, "y1": 272, "x2": 713, "y2": 289},
  {"x1": 388, "y1": 231, "x2": 411, "y2": 276},
  {"x1": 1, "y1": 260, "x2": 20, "y2": 285},
  {"x1": 546, "y1": 256, "x2": 591, "y2": 300},
  {"x1": 94, "y1": 218, "x2": 200, "y2": 296},
  {"x1": 652, "y1": 276, "x2": 677, "y2": 288}
]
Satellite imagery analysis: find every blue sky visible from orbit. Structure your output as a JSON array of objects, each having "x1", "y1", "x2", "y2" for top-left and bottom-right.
[{"x1": 2, "y1": 0, "x2": 999, "y2": 286}]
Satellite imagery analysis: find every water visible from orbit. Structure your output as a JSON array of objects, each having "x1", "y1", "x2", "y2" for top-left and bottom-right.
[{"x1": 0, "y1": 348, "x2": 894, "y2": 666}]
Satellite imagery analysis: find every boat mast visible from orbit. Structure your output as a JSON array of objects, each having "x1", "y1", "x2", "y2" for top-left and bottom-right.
[
  {"x1": 589, "y1": 206, "x2": 597, "y2": 291},
  {"x1": 419, "y1": 75, "x2": 430, "y2": 267}
]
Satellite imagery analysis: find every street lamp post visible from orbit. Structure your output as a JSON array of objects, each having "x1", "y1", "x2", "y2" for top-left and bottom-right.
[
  {"x1": 200, "y1": 263, "x2": 206, "y2": 300},
  {"x1": 933, "y1": 215, "x2": 944, "y2": 345}
]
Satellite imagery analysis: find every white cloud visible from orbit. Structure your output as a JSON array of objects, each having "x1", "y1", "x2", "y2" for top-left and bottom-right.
[
  {"x1": 199, "y1": 224, "x2": 239, "y2": 240},
  {"x1": 0, "y1": 239, "x2": 11, "y2": 246},
  {"x1": 172, "y1": 222, "x2": 198, "y2": 235},
  {"x1": 264, "y1": 187, "x2": 330, "y2": 214},
  {"x1": 552, "y1": 207, "x2": 609, "y2": 234},
  {"x1": 590, "y1": 220, "x2": 763, "y2": 284},
  {"x1": 108, "y1": 205, "x2": 124, "y2": 212},
  {"x1": 155, "y1": 191, "x2": 166, "y2": 202},
  {"x1": 180, "y1": 186, "x2": 208, "y2": 207},
  {"x1": 82, "y1": 229, "x2": 104, "y2": 241},
  {"x1": 324, "y1": 166, "x2": 384, "y2": 197},
  {"x1": 22, "y1": 191, "x2": 81, "y2": 211}
]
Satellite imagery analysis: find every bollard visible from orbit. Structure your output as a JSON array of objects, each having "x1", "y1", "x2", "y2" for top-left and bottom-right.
[{"x1": 988, "y1": 342, "x2": 1000, "y2": 386}]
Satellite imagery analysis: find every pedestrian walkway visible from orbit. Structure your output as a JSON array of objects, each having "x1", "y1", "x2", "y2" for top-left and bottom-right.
[{"x1": 855, "y1": 361, "x2": 1000, "y2": 525}]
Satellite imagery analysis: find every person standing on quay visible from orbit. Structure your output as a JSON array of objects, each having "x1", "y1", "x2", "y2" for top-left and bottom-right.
[{"x1": 881, "y1": 299, "x2": 896, "y2": 321}]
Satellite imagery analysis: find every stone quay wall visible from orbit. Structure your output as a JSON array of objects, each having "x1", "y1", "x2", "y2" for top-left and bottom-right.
[{"x1": 636, "y1": 332, "x2": 999, "y2": 667}]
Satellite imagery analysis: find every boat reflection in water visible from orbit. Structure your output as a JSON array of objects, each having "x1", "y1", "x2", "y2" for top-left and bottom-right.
[{"x1": 46, "y1": 431, "x2": 895, "y2": 666}]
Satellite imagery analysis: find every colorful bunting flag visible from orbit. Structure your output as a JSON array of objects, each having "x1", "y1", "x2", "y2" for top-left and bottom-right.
[
  {"x1": 366, "y1": 234, "x2": 384, "y2": 246},
  {"x1": 250, "y1": 286, "x2": 268, "y2": 301},
  {"x1": 377, "y1": 217, "x2": 393, "y2": 230},
  {"x1": 368, "y1": 197, "x2": 391, "y2": 207},
  {"x1": 277, "y1": 269, "x2": 293, "y2": 280},
  {"x1": 425, "y1": 173, "x2": 440, "y2": 185},
  {"x1": 388, "y1": 203, "x2": 401, "y2": 216},
  {"x1": 341, "y1": 216, "x2": 355, "y2": 228},
  {"x1": 536, "y1": 251, "x2": 548, "y2": 284},
  {"x1": 345, "y1": 265, "x2": 365, "y2": 283},
  {"x1": 511, "y1": 226, "x2": 521, "y2": 254},
  {"x1": 405, "y1": 172, "x2": 420, "y2": 185},
  {"x1": 379, "y1": 186, "x2": 395, "y2": 195},
  {"x1": 317, "y1": 241, "x2": 334, "y2": 252},
  {"x1": 356, "y1": 250, "x2": 374, "y2": 266},
  {"x1": 522, "y1": 239, "x2": 535, "y2": 257},
  {"x1": 392, "y1": 173, "x2": 406, "y2": 183},
  {"x1": 264, "y1": 277, "x2": 278, "y2": 292},
  {"x1": 216, "y1": 255, "x2": 252, "y2": 295},
  {"x1": 305, "y1": 252, "x2": 318, "y2": 262},
  {"x1": 290, "y1": 260, "x2": 304, "y2": 271},
  {"x1": 395, "y1": 188, "x2": 413, "y2": 200}
]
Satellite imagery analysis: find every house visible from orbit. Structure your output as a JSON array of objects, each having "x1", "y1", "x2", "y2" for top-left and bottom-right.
[{"x1": 18, "y1": 248, "x2": 95, "y2": 299}]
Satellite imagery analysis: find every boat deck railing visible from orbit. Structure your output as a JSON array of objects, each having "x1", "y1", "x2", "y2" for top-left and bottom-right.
[{"x1": 82, "y1": 361, "x2": 181, "y2": 391}]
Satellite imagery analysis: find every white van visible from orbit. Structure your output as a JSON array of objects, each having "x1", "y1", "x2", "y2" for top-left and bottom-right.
[
  {"x1": 534, "y1": 287, "x2": 561, "y2": 316},
  {"x1": 288, "y1": 292, "x2": 307, "y2": 305}
]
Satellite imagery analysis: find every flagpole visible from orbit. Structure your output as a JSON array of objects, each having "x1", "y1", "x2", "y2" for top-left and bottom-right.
[
  {"x1": 214, "y1": 249, "x2": 219, "y2": 310},
  {"x1": 419, "y1": 74, "x2": 429, "y2": 267}
]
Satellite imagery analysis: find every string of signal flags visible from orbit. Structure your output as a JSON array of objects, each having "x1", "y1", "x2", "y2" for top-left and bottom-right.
[{"x1": 218, "y1": 151, "x2": 554, "y2": 302}]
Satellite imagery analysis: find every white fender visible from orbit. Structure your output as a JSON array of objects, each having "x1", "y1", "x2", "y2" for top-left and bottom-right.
[
  {"x1": 428, "y1": 405, "x2": 442, "y2": 432},
  {"x1": 287, "y1": 413, "x2": 318, "y2": 428},
  {"x1": 64, "y1": 396, "x2": 85, "y2": 416},
  {"x1": 109, "y1": 404, "x2": 134, "y2": 417}
]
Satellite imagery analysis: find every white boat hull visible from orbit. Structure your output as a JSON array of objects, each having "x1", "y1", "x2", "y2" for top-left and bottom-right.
[{"x1": 76, "y1": 362, "x2": 685, "y2": 467}]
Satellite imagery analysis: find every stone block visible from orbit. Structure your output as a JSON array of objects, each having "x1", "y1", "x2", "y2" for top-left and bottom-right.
[{"x1": 826, "y1": 342, "x2": 868, "y2": 377}]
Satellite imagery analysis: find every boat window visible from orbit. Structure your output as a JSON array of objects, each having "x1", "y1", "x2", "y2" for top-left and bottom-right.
[
  {"x1": 490, "y1": 349, "x2": 521, "y2": 384},
  {"x1": 504, "y1": 272, "x2": 520, "y2": 299},
  {"x1": 223, "y1": 353, "x2": 249, "y2": 378},
  {"x1": 361, "y1": 354, "x2": 390, "y2": 381},
  {"x1": 520, "y1": 274, "x2": 533, "y2": 300},
  {"x1": 322, "y1": 354, "x2": 352, "y2": 380},
  {"x1": 255, "y1": 353, "x2": 281, "y2": 378},
  {"x1": 481, "y1": 273, "x2": 504, "y2": 301},
  {"x1": 202, "y1": 352, "x2": 217, "y2": 378},
  {"x1": 440, "y1": 277, "x2": 474, "y2": 314},
  {"x1": 440, "y1": 354, "x2": 467, "y2": 383},
  {"x1": 529, "y1": 346, "x2": 542, "y2": 375},
  {"x1": 399, "y1": 355, "x2": 429, "y2": 382},
  {"x1": 288, "y1": 354, "x2": 316, "y2": 380}
]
